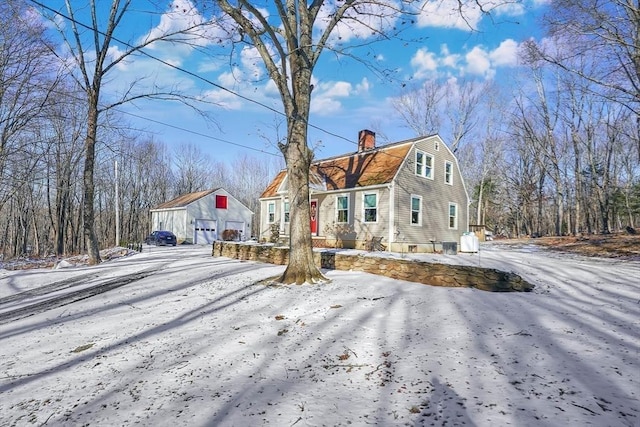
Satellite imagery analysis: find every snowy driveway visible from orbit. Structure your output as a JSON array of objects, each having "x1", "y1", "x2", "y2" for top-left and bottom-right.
[{"x1": 0, "y1": 243, "x2": 638, "y2": 426}]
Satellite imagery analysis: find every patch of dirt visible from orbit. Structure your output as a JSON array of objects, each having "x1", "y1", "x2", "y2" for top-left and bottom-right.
[{"x1": 513, "y1": 232, "x2": 640, "y2": 260}]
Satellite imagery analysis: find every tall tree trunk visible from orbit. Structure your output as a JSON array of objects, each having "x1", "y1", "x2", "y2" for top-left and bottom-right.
[
  {"x1": 83, "y1": 99, "x2": 101, "y2": 264},
  {"x1": 278, "y1": 119, "x2": 320, "y2": 284}
]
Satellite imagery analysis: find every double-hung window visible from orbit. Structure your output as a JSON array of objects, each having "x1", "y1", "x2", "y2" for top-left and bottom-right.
[
  {"x1": 267, "y1": 202, "x2": 275, "y2": 223},
  {"x1": 415, "y1": 150, "x2": 434, "y2": 179},
  {"x1": 411, "y1": 195, "x2": 422, "y2": 225},
  {"x1": 337, "y1": 195, "x2": 349, "y2": 223},
  {"x1": 363, "y1": 193, "x2": 377, "y2": 222},
  {"x1": 445, "y1": 161, "x2": 453, "y2": 185},
  {"x1": 448, "y1": 203, "x2": 458, "y2": 229},
  {"x1": 283, "y1": 201, "x2": 290, "y2": 223}
]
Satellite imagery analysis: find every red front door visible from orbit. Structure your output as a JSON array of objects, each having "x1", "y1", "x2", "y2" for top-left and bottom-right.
[{"x1": 310, "y1": 199, "x2": 318, "y2": 235}]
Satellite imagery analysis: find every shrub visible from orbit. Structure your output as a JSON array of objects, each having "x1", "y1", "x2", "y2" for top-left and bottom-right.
[{"x1": 222, "y1": 229, "x2": 239, "y2": 241}]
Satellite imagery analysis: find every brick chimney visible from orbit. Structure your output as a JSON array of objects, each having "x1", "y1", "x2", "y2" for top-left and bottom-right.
[{"x1": 358, "y1": 129, "x2": 376, "y2": 152}]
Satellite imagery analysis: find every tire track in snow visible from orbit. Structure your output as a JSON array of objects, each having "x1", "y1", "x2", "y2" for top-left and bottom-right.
[{"x1": 0, "y1": 267, "x2": 163, "y2": 325}]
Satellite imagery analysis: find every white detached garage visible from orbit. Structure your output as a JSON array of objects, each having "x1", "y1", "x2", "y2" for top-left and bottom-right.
[{"x1": 149, "y1": 188, "x2": 253, "y2": 244}]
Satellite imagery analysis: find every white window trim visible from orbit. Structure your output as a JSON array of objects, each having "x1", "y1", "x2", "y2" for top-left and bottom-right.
[
  {"x1": 336, "y1": 194, "x2": 349, "y2": 224},
  {"x1": 267, "y1": 201, "x2": 276, "y2": 224},
  {"x1": 448, "y1": 202, "x2": 458, "y2": 230},
  {"x1": 410, "y1": 194, "x2": 422, "y2": 226},
  {"x1": 363, "y1": 191, "x2": 379, "y2": 223},
  {"x1": 415, "y1": 149, "x2": 434, "y2": 180},
  {"x1": 444, "y1": 160, "x2": 453, "y2": 185}
]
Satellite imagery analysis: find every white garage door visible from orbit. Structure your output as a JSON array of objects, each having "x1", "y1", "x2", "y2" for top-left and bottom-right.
[{"x1": 194, "y1": 219, "x2": 217, "y2": 244}]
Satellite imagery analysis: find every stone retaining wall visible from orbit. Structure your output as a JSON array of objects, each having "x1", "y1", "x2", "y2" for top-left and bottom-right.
[{"x1": 212, "y1": 242, "x2": 534, "y2": 292}]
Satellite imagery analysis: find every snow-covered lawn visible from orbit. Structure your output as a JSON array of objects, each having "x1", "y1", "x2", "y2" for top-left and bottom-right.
[{"x1": 0, "y1": 244, "x2": 638, "y2": 426}]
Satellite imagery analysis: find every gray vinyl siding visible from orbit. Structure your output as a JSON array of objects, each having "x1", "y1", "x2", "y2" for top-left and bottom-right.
[
  {"x1": 259, "y1": 198, "x2": 283, "y2": 241},
  {"x1": 316, "y1": 188, "x2": 390, "y2": 243},
  {"x1": 393, "y1": 136, "x2": 468, "y2": 244},
  {"x1": 315, "y1": 193, "x2": 333, "y2": 235},
  {"x1": 354, "y1": 187, "x2": 390, "y2": 239}
]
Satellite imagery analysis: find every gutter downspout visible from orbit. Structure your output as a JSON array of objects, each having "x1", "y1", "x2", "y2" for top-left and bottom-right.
[{"x1": 388, "y1": 183, "x2": 394, "y2": 250}]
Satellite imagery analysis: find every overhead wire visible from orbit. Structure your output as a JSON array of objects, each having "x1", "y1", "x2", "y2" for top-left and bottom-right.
[
  {"x1": 24, "y1": 0, "x2": 415, "y2": 168},
  {"x1": 27, "y1": 0, "x2": 361, "y2": 148},
  {"x1": 116, "y1": 108, "x2": 280, "y2": 157}
]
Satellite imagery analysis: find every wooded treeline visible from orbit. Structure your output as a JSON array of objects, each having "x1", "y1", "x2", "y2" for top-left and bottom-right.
[
  {"x1": 0, "y1": 1, "x2": 281, "y2": 259},
  {"x1": 1, "y1": 0, "x2": 638, "y2": 260},
  {"x1": 393, "y1": 0, "x2": 640, "y2": 238}
]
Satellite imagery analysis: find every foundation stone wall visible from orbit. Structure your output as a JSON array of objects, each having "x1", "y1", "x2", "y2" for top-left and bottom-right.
[{"x1": 212, "y1": 242, "x2": 534, "y2": 292}]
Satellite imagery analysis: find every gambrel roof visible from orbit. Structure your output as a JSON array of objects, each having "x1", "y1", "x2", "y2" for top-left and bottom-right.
[{"x1": 260, "y1": 136, "x2": 424, "y2": 199}]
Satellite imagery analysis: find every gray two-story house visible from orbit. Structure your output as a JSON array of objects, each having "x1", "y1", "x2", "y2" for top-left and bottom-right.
[{"x1": 258, "y1": 130, "x2": 469, "y2": 253}]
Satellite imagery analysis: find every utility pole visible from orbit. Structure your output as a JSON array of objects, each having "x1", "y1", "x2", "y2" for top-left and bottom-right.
[{"x1": 115, "y1": 160, "x2": 120, "y2": 246}]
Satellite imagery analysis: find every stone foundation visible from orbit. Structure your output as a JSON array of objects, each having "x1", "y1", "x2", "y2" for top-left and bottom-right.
[{"x1": 212, "y1": 242, "x2": 534, "y2": 292}]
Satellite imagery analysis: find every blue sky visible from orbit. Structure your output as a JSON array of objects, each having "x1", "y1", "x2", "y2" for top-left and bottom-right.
[{"x1": 40, "y1": 0, "x2": 549, "y2": 163}]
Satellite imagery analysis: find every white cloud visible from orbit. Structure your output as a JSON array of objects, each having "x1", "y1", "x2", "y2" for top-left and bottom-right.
[
  {"x1": 240, "y1": 46, "x2": 265, "y2": 80},
  {"x1": 440, "y1": 44, "x2": 461, "y2": 68},
  {"x1": 409, "y1": 39, "x2": 521, "y2": 81},
  {"x1": 355, "y1": 78, "x2": 371, "y2": 94},
  {"x1": 490, "y1": 39, "x2": 520, "y2": 66},
  {"x1": 315, "y1": 1, "x2": 401, "y2": 43},
  {"x1": 142, "y1": 0, "x2": 207, "y2": 46},
  {"x1": 310, "y1": 78, "x2": 372, "y2": 116},
  {"x1": 310, "y1": 96, "x2": 343, "y2": 115},
  {"x1": 217, "y1": 69, "x2": 242, "y2": 88},
  {"x1": 411, "y1": 47, "x2": 439, "y2": 79},
  {"x1": 323, "y1": 81, "x2": 352, "y2": 98},
  {"x1": 197, "y1": 59, "x2": 224, "y2": 74},
  {"x1": 202, "y1": 73, "x2": 244, "y2": 110},
  {"x1": 491, "y1": 2, "x2": 526, "y2": 17},
  {"x1": 465, "y1": 46, "x2": 492, "y2": 76},
  {"x1": 416, "y1": 0, "x2": 483, "y2": 30}
]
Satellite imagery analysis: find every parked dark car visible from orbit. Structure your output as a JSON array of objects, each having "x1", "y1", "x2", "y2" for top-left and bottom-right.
[{"x1": 145, "y1": 230, "x2": 177, "y2": 246}]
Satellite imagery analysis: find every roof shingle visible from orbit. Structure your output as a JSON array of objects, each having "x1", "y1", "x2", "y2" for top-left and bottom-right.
[
  {"x1": 260, "y1": 140, "x2": 415, "y2": 198},
  {"x1": 152, "y1": 188, "x2": 219, "y2": 210}
]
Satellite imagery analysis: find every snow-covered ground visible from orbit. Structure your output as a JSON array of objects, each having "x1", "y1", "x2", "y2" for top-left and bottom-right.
[{"x1": 0, "y1": 243, "x2": 638, "y2": 426}]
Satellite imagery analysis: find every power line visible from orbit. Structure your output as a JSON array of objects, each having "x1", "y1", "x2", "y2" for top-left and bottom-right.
[
  {"x1": 28, "y1": 0, "x2": 358, "y2": 146},
  {"x1": 116, "y1": 108, "x2": 280, "y2": 157},
  {"x1": 27, "y1": 1, "x2": 411, "y2": 164}
]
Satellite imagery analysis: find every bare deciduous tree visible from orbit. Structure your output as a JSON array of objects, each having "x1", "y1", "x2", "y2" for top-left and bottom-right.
[
  {"x1": 531, "y1": 0, "x2": 640, "y2": 159},
  {"x1": 173, "y1": 142, "x2": 212, "y2": 195},
  {"x1": 36, "y1": 0, "x2": 214, "y2": 264},
  {"x1": 208, "y1": 0, "x2": 442, "y2": 284},
  {"x1": 392, "y1": 81, "x2": 444, "y2": 136}
]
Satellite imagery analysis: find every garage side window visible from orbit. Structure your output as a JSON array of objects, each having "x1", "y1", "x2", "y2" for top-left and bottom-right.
[
  {"x1": 267, "y1": 202, "x2": 275, "y2": 223},
  {"x1": 216, "y1": 195, "x2": 228, "y2": 209}
]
